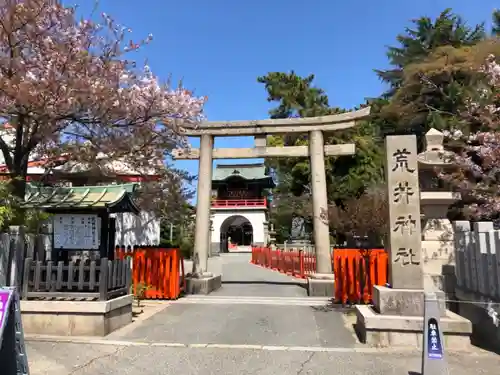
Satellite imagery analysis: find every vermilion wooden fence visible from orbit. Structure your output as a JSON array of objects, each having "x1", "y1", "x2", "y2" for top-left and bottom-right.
[
  {"x1": 115, "y1": 246, "x2": 185, "y2": 299},
  {"x1": 251, "y1": 247, "x2": 388, "y2": 304},
  {"x1": 333, "y1": 248, "x2": 387, "y2": 304}
]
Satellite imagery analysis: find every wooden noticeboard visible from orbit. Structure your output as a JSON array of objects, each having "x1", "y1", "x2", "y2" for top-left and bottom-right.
[{"x1": 53, "y1": 214, "x2": 101, "y2": 250}]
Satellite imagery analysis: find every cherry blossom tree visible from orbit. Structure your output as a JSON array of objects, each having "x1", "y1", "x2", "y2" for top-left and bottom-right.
[
  {"x1": 386, "y1": 36, "x2": 500, "y2": 220},
  {"x1": 444, "y1": 53, "x2": 500, "y2": 219},
  {"x1": 0, "y1": 0, "x2": 206, "y2": 199},
  {"x1": 329, "y1": 187, "x2": 388, "y2": 246},
  {"x1": 435, "y1": 41, "x2": 500, "y2": 219}
]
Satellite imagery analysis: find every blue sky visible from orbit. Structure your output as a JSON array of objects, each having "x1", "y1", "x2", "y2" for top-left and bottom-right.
[{"x1": 75, "y1": 0, "x2": 497, "y2": 188}]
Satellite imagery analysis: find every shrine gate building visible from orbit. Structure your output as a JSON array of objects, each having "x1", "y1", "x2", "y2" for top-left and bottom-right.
[{"x1": 210, "y1": 163, "x2": 274, "y2": 254}]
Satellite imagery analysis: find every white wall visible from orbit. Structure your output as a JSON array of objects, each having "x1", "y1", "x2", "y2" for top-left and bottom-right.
[
  {"x1": 112, "y1": 211, "x2": 160, "y2": 247},
  {"x1": 211, "y1": 210, "x2": 266, "y2": 244}
]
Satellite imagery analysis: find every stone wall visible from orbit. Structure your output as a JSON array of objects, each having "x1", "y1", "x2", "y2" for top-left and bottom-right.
[{"x1": 451, "y1": 221, "x2": 500, "y2": 351}]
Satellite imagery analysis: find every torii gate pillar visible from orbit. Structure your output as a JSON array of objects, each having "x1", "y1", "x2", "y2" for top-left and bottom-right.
[
  {"x1": 309, "y1": 130, "x2": 332, "y2": 275},
  {"x1": 192, "y1": 134, "x2": 213, "y2": 276}
]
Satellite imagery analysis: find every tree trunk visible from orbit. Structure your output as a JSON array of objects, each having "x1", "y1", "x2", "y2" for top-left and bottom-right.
[
  {"x1": 8, "y1": 161, "x2": 29, "y2": 225},
  {"x1": 9, "y1": 176, "x2": 27, "y2": 200}
]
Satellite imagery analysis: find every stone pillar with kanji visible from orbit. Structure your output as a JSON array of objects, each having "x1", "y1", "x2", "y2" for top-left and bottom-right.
[
  {"x1": 353, "y1": 134, "x2": 473, "y2": 349},
  {"x1": 385, "y1": 135, "x2": 423, "y2": 289}
]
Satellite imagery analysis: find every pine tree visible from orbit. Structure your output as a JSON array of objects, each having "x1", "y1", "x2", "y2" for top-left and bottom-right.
[
  {"x1": 493, "y1": 9, "x2": 500, "y2": 35},
  {"x1": 257, "y1": 72, "x2": 384, "y2": 239},
  {"x1": 376, "y1": 9, "x2": 485, "y2": 97}
]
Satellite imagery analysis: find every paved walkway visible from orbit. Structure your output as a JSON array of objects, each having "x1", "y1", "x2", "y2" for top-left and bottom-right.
[
  {"x1": 26, "y1": 341, "x2": 500, "y2": 375},
  {"x1": 108, "y1": 253, "x2": 354, "y2": 347},
  {"x1": 26, "y1": 254, "x2": 500, "y2": 374},
  {"x1": 213, "y1": 252, "x2": 309, "y2": 297}
]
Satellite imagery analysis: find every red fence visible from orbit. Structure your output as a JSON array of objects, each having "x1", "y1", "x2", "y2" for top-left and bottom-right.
[
  {"x1": 251, "y1": 247, "x2": 388, "y2": 304},
  {"x1": 115, "y1": 246, "x2": 185, "y2": 299},
  {"x1": 212, "y1": 198, "x2": 267, "y2": 207}
]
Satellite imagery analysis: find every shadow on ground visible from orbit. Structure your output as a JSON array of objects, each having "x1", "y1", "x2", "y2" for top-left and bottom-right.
[
  {"x1": 221, "y1": 280, "x2": 308, "y2": 289},
  {"x1": 310, "y1": 301, "x2": 354, "y2": 313}
]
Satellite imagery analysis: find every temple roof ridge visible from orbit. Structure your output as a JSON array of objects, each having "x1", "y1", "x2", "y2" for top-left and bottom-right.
[
  {"x1": 215, "y1": 162, "x2": 265, "y2": 169},
  {"x1": 212, "y1": 162, "x2": 274, "y2": 187}
]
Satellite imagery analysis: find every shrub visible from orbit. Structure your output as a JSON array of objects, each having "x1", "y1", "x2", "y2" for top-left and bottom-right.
[{"x1": 329, "y1": 187, "x2": 388, "y2": 247}]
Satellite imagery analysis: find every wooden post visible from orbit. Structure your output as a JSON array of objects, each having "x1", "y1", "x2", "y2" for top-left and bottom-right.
[
  {"x1": 21, "y1": 258, "x2": 31, "y2": 300},
  {"x1": 8, "y1": 226, "x2": 26, "y2": 290},
  {"x1": 99, "y1": 213, "x2": 110, "y2": 260},
  {"x1": 108, "y1": 217, "x2": 116, "y2": 261},
  {"x1": 0, "y1": 233, "x2": 9, "y2": 286},
  {"x1": 99, "y1": 257, "x2": 109, "y2": 301}
]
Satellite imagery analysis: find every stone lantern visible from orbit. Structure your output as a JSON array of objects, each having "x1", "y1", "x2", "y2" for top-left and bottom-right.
[
  {"x1": 268, "y1": 222, "x2": 277, "y2": 250},
  {"x1": 417, "y1": 128, "x2": 461, "y2": 281}
]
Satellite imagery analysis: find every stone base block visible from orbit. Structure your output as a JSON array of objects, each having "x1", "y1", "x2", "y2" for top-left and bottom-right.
[
  {"x1": 21, "y1": 295, "x2": 133, "y2": 337},
  {"x1": 373, "y1": 285, "x2": 446, "y2": 316},
  {"x1": 307, "y1": 274, "x2": 335, "y2": 297},
  {"x1": 185, "y1": 274, "x2": 222, "y2": 295},
  {"x1": 354, "y1": 304, "x2": 472, "y2": 349}
]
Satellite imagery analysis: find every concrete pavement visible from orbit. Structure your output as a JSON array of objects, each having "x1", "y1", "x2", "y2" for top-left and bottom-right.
[
  {"x1": 25, "y1": 254, "x2": 500, "y2": 374},
  {"x1": 26, "y1": 341, "x2": 500, "y2": 375},
  {"x1": 108, "y1": 297, "x2": 356, "y2": 347},
  {"x1": 110, "y1": 253, "x2": 352, "y2": 346},
  {"x1": 185, "y1": 252, "x2": 309, "y2": 297}
]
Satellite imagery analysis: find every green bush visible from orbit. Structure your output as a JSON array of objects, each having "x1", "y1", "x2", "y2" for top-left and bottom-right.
[
  {"x1": 131, "y1": 282, "x2": 151, "y2": 308},
  {"x1": 179, "y1": 238, "x2": 194, "y2": 260}
]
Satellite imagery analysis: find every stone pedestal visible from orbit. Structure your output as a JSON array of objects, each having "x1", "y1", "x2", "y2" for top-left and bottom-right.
[
  {"x1": 372, "y1": 286, "x2": 446, "y2": 316},
  {"x1": 21, "y1": 295, "x2": 133, "y2": 337},
  {"x1": 354, "y1": 305, "x2": 472, "y2": 349},
  {"x1": 185, "y1": 274, "x2": 222, "y2": 295},
  {"x1": 307, "y1": 273, "x2": 335, "y2": 297},
  {"x1": 355, "y1": 286, "x2": 472, "y2": 348}
]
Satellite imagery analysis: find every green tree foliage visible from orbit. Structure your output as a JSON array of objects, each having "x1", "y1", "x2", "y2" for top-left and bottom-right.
[
  {"x1": 493, "y1": 9, "x2": 500, "y2": 35},
  {"x1": 258, "y1": 72, "x2": 384, "y2": 239},
  {"x1": 0, "y1": 181, "x2": 15, "y2": 229},
  {"x1": 399, "y1": 38, "x2": 500, "y2": 220},
  {"x1": 376, "y1": 9, "x2": 485, "y2": 97},
  {"x1": 0, "y1": 179, "x2": 51, "y2": 231},
  {"x1": 382, "y1": 38, "x2": 500, "y2": 145},
  {"x1": 261, "y1": 9, "x2": 500, "y2": 240},
  {"x1": 376, "y1": 9, "x2": 494, "y2": 146}
]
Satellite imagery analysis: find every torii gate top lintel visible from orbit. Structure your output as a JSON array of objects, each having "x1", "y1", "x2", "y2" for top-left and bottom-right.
[{"x1": 181, "y1": 106, "x2": 371, "y2": 136}]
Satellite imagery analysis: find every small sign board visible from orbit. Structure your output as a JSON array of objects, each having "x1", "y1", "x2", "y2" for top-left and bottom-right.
[
  {"x1": 421, "y1": 292, "x2": 448, "y2": 375},
  {"x1": 426, "y1": 318, "x2": 444, "y2": 359},
  {"x1": 0, "y1": 287, "x2": 30, "y2": 375},
  {"x1": 0, "y1": 288, "x2": 13, "y2": 336}
]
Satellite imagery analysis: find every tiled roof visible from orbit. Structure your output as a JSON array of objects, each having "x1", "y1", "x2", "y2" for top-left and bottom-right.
[
  {"x1": 21, "y1": 183, "x2": 140, "y2": 214},
  {"x1": 213, "y1": 163, "x2": 269, "y2": 181}
]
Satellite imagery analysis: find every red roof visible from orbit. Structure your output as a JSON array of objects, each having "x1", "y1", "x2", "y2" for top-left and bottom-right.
[{"x1": 0, "y1": 156, "x2": 69, "y2": 172}]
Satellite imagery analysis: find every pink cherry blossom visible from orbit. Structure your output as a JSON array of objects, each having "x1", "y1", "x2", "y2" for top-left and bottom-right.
[
  {"x1": 441, "y1": 54, "x2": 500, "y2": 219},
  {"x1": 0, "y1": 0, "x2": 206, "y2": 196}
]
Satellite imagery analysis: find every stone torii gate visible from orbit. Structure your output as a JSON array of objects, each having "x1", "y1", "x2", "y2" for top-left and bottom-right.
[{"x1": 173, "y1": 107, "x2": 371, "y2": 295}]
